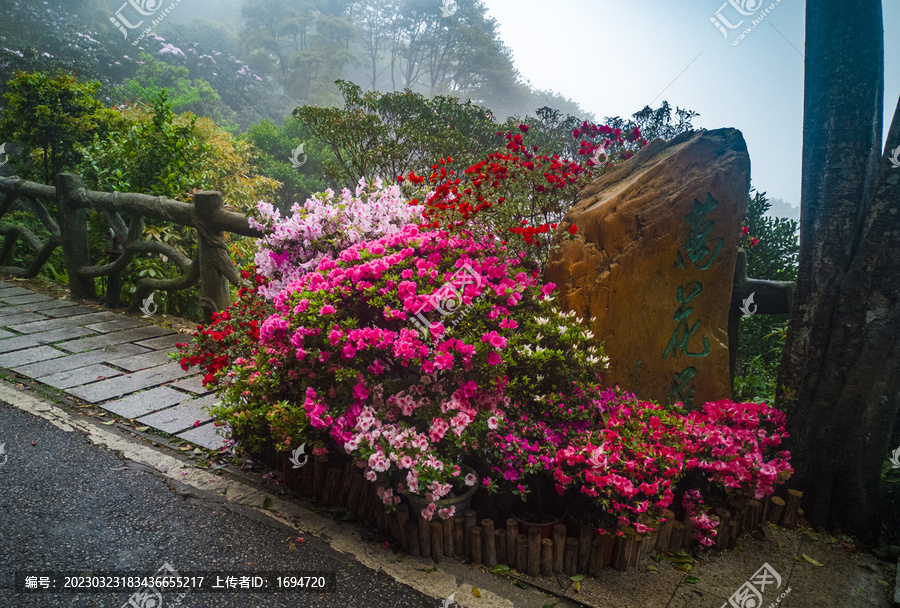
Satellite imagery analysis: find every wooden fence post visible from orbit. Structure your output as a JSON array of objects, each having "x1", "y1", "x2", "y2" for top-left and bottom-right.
[
  {"x1": 193, "y1": 191, "x2": 232, "y2": 322},
  {"x1": 55, "y1": 174, "x2": 96, "y2": 300}
]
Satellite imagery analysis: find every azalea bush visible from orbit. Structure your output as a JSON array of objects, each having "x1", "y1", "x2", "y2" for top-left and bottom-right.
[
  {"x1": 179, "y1": 269, "x2": 268, "y2": 389},
  {"x1": 552, "y1": 394, "x2": 792, "y2": 545},
  {"x1": 398, "y1": 122, "x2": 644, "y2": 268},
  {"x1": 181, "y1": 178, "x2": 427, "y2": 386},
  {"x1": 552, "y1": 394, "x2": 687, "y2": 528},
  {"x1": 192, "y1": 222, "x2": 606, "y2": 519},
  {"x1": 248, "y1": 178, "x2": 424, "y2": 298},
  {"x1": 481, "y1": 325, "x2": 610, "y2": 503}
]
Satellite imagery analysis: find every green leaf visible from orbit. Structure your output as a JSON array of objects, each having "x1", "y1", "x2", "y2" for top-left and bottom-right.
[
  {"x1": 647, "y1": 564, "x2": 658, "y2": 572},
  {"x1": 418, "y1": 566, "x2": 437, "y2": 573},
  {"x1": 569, "y1": 575, "x2": 584, "y2": 582},
  {"x1": 489, "y1": 564, "x2": 510, "y2": 575},
  {"x1": 262, "y1": 496, "x2": 272, "y2": 510},
  {"x1": 135, "y1": 426, "x2": 150, "y2": 432},
  {"x1": 515, "y1": 581, "x2": 527, "y2": 589},
  {"x1": 801, "y1": 554, "x2": 824, "y2": 566},
  {"x1": 542, "y1": 604, "x2": 557, "y2": 608},
  {"x1": 685, "y1": 576, "x2": 699, "y2": 584}
]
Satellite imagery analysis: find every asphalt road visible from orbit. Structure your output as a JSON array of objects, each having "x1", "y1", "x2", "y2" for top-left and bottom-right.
[{"x1": 0, "y1": 398, "x2": 435, "y2": 608}]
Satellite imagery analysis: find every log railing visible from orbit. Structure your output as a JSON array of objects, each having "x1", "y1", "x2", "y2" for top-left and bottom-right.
[{"x1": 0, "y1": 173, "x2": 262, "y2": 321}]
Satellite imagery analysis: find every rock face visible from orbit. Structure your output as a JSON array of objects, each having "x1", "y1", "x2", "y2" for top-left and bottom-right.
[{"x1": 544, "y1": 128, "x2": 750, "y2": 408}]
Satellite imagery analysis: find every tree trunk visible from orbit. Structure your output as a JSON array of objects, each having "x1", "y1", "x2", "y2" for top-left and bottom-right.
[{"x1": 776, "y1": 0, "x2": 899, "y2": 543}]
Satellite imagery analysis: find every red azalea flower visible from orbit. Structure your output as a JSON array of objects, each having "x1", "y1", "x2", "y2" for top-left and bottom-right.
[
  {"x1": 568, "y1": 224, "x2": 578, "y2": 235},
  {"x1": 519, "y1": 123, "x2": 529, "y2": 133},
  {"x1": 741, "y1": 226, "x2": 749, "y2": 236},
  {"x1": 750, "y1": 237, "x2": 759, "y2": 247}
]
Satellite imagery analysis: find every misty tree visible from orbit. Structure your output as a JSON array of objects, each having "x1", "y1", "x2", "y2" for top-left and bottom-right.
[
  {"x1": 240, "y1": 0, "x2": 354, "y2": 105},
  {"x1": 241, "y1": 0, "x2": 306, "y2": 79},
  {"x1": 351, "y1": 0, "x2": 400, "y2": 89},
  {"x1": 293, "y1": 80, "x2": 499, "y2": 184},
  {"x1": 775, "y1": 0, "x2": 900, "y2": 544}
]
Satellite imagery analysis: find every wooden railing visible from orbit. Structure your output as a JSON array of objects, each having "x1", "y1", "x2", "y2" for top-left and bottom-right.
[{"x1": 0, "y1": 173, "x2": 262, "y2": 321}]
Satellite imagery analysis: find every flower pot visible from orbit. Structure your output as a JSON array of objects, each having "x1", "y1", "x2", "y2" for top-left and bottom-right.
[
  {"x1": 512, "y1": 508, "x2": 567, "y2": 540},
  {"x1": 405, "y1": 468, "x2": 479, "y2": 519}
]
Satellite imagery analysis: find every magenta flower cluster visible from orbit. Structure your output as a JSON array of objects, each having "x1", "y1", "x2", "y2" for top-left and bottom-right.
[{"x1": 219, "y1": 222, "x2": 609, "y2": 519}]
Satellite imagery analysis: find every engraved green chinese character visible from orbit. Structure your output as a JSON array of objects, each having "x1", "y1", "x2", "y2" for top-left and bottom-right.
[
  {"x1": 668, "y1": 366, "x2": 697, "y2": 408},
  {"x1": 676, "y1": 192, "x2": 724, "y2": 271},
  {"x1": 663, "y1": 281, "x2": 710, "y2": 359}
]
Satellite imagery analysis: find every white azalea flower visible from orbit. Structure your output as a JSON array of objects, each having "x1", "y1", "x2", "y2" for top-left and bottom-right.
[{"x1": 535, "y1": 317, "x2": 549, "y2": 325}]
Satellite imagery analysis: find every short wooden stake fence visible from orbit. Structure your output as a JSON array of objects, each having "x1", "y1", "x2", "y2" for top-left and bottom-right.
[{"x1": 275, "y1": 450, "x2": 804, "y2": 576}]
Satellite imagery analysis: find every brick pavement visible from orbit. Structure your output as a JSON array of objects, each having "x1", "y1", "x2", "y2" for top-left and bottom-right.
[{"x1": 0, "y1": 281, "x2": 225, "y2": 450}]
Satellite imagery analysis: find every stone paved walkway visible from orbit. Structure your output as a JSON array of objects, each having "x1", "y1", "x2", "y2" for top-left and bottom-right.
[{"x1": 0, "y1": 281, "x2": 225, "y2": 450}]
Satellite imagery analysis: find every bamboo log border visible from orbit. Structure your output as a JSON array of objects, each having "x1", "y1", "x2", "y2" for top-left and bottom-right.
[{"x1": 276, "y1": 450, "x2": 804, "y2": 575}]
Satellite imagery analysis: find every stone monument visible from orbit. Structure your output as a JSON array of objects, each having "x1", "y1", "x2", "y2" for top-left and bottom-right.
[{"x1": 544, "y1": 128, "x2": 751, "y2": 408}]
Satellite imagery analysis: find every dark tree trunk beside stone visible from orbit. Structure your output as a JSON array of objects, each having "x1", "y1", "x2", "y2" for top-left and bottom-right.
[{"x1": 776, "y1": 0, "x2": 900, "y2": 544}]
